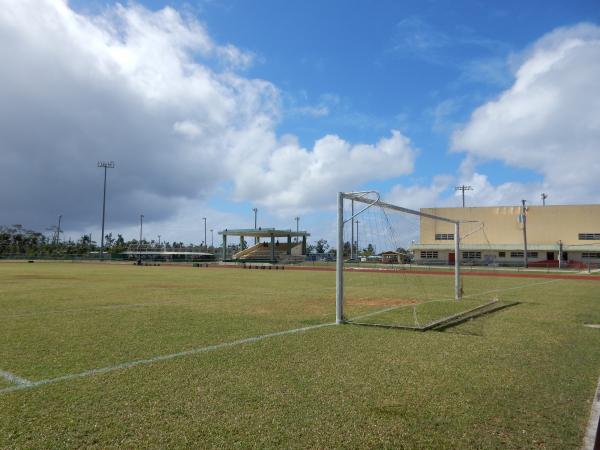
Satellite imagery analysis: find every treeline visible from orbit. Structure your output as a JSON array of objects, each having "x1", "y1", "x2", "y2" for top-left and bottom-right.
[{"x1": 0, "y1": 225, "x2": 215, "y2": 257}]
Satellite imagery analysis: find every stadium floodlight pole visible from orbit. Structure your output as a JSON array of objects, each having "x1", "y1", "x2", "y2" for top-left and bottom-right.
[
  {"x1": 158, "y1": 235, "x2": 161, "y2": 245},
  {"x1": 97, "y1": 161, "x2": 115, "y2": 259},
  {"x1": 253, "y1": 207, "x2": 258, "y2": 245},
  {"x1": 521, "y1": 200, "x2": 528, "y2": 268},
  {"x1": 210, "y1": 229, "x2": 214, "y2": 249},
  {"x1": 203, "y1": 217, "x2": 207, "y2": 251},
  {"x1": 541, "y1": 192, "x2": 548, "y2": 206},
  {"x1": 294, "y1": 216, "x2": 300, "y2": 243},
  {"x1": 139, "y1": 214, "x2": 144, "y2": 262},
  {"x1": 455, "y1": 185, "x2": 473, "y2": 208}
]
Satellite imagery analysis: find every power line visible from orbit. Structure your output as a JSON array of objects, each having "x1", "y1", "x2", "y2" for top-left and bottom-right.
[{"x1": 455, "y1": 185, "x2": 473, "y2": 208}]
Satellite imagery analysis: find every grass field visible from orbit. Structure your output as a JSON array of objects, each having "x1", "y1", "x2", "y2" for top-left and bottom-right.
[{"x1": 1, "y1": 261, "x2": 599, "y2": 448}]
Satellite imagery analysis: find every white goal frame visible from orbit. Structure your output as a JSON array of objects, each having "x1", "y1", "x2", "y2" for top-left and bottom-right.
[{"x1": 336, "y1": 191, "x2": 462, "y2": 324}]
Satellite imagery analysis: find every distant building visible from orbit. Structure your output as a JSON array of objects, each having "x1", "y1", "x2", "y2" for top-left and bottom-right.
[{"x1": 410, "y1": 204, "x2": 600, "y2": 267}]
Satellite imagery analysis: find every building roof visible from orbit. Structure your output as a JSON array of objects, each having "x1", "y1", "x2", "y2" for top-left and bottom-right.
[{"x1": 218, "y1": 228, "x2": 309, "y2": 238}]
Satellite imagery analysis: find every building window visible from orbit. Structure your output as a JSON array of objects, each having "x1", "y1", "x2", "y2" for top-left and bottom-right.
[
  {"x1": 498, "y1": 252, "x2": 506, "y2": 258},
  {"x1": 579, "y1": 233, "x2": 600, "y2": 240},
  {"x1": 462, "y1": 251, "x2": 482, "y2": 260},
  {"x1": 435, "y1": 233, "x2": 454, "y2": 241},
  {"x1": 582, "y1": 252, "x2": 600, "y2": 258},
  {"x1": 510, "y1": 251, "x2": 538, "y2": 258},
  {"x1": 420, "y1": 251, "x2": 439, "y2": 259}
]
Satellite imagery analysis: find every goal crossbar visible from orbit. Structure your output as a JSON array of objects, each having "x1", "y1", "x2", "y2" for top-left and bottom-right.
[{"x1": 336, "y1": 191, "x2": 462, "y2": 325}]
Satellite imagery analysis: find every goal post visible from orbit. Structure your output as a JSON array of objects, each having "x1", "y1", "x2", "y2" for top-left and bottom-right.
[{"x1": 335, "y1": 191, "x2": 462, "y2": 325}]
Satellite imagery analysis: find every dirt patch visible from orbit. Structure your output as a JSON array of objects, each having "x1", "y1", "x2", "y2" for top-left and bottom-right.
[
  {"x1": 346, "y1": 298, "x2": 418, "y2": 307},
  {"x1": 12, "y1": 274, "x2": 78, "y2": 281}
]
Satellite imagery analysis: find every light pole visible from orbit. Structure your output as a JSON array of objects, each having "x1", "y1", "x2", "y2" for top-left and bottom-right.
[
  {"x1": 210, "y1": 229, "x2": 214, "y2": 249},
  {"x1": 294, "y1": 216, "x2": 300, "y2": 243},
  {"x1": 55, "y1": 214, "x2": 62, "y2": 245},
  {"x1": 253, "y1": 207, "x2": 258, "y2": 245},
  {"x1": 356, "y1": 220, "x2": 360, "y2": 259},
  {"x1": 541, "y1": 192, "x2": 548, "y2": 206},
  {"x1": 202, "y1": 217, "x2": 207, "y2": 251},
  {"x1": 97, "y1": 161, "x2": 115, "y2": 260},
  {"x1": 139, "y1": 214, "x2": 144, "y2": 263},
  {"x1": 455, "y1": 185, "x2": 473, "y2": 208}
]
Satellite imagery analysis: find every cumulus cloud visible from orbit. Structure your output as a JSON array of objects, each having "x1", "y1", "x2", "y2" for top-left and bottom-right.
[
  {"x1": 0, "y1": 0, "x2": 416, "y2": 233},
  {"x1": 452, "y1": 23, "x2": 600, "y2": 203}
]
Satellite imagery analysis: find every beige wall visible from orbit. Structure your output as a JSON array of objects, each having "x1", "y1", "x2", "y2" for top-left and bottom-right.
[{"x1": 420, "y1": 205, "x2": 600, "y2": 245}]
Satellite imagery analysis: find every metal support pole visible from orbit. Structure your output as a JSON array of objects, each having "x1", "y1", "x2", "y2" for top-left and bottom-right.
[
  {"x1": 222, "y1": 234, "x2": 227, "y2": 260},
  {"x1": 139, "y1": 214, "x2": 144, "y2": 262},
  {"x1": 522, "y1": 200, "x2": 528, "y2": 268},
  {"x1": 56, "y1": 214, "x2": 62, "y2": 245},
  {"x1": 336, "y1": 192, "x2": 344, "y2": 324},
  {"x1": 295, "y1": 216, "x2": 299, "y2": 243},
  {"x1": 454, "y1": 222, "x2": 461, "y2": 300},
  {"x1": 210, "y1": 229, "x2": 213, "y2": 249},
  {"x1": 253, "y1": 208, "x2": 258, "y2": 245},
  {"x1": 356, "y1": 220, "x2": 359, "y2": 259},
  {"x1": 558, "y1": 240, "x2": 563, "y2": 269},
  {"x1": 202, "y1": 217, "x2": 207, "y2": 251},
  {"x1": 270, "y1": 234, "x2": 275, "y2": 262},
  {"x1": 98, "y1": 161, "x2": 114, "y2": 260},
  {"x1": 350, "y1": 200, "x2": 354, "y2": 259}
]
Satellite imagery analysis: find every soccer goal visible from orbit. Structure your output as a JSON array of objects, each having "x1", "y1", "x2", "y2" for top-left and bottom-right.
[{"x1": 335, "y1": 191, "x2": 504, "y2": 330}]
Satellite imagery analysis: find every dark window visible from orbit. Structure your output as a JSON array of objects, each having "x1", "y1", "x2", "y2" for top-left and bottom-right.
[
  {"x1": 579, "y1": 233, "x2": 600, "y2": 240},
  {"x1": 582, "y1": 252, "x2": 600, "y2": 258},
  {"x1": 435, "y1": 233, "x2": 454, "y2": 241},
  {"x1": 498, "y1": 252, "x2": 506, "y2": 258},
  {"x1": 462, "y1": 251, "x2": 482, "y2": 260},
  {"x1": 420, "y1": 251, "x2": 439, "y2": 259}
]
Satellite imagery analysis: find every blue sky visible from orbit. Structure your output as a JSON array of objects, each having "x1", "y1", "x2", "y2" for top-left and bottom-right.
[{"x1": 1, "y1": 0, "x2": 599, "y2": 244}]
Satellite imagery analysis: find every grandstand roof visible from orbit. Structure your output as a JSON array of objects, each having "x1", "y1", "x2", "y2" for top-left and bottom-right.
[{"x1": 219, "y1": 228, "x2": 309, "y2": 238}]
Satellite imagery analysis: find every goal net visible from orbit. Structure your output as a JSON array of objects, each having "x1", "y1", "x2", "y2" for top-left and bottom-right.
[{"x1": 335, "y1": 191, "x2": 505, "y2": 330}]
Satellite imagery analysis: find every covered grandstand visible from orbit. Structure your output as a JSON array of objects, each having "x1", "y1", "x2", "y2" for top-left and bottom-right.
[{"x1": 219, "y1": 228, "x2": 309, "y2": 264}]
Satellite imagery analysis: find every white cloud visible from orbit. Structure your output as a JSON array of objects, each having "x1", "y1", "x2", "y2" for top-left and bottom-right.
[
  {"x1": 452, "y1": 23, "x2": 600, "y2": 203},
  {"x1": 0, "y1": 0, "x2": 417, "y2": 236},
  {"x1": 231, "y1": 130, "x2": 417, "y2": 213}
]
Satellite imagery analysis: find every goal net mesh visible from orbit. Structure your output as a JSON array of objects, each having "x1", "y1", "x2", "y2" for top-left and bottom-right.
[{"x1": 339, "y1": 194, "x2": 505, "y2": 330}]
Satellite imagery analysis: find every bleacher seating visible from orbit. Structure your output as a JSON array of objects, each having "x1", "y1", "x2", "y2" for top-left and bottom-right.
[{"x1": 232, "y1": 242, "x2": 303, "y2": 262}]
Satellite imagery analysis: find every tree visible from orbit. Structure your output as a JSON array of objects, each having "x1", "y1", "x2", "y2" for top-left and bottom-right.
[{"x1": 315, "y1": 239, "x2": 329, "y2": 253}]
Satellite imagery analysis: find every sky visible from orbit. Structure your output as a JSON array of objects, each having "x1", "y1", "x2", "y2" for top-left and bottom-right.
[{"x1": 1, "y1": 0, "x2": 599, "y2": 245}]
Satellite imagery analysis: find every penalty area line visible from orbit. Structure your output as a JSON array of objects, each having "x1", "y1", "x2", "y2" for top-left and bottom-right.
[
  {"x1": 0, "y1": 322, "x2": 335, "y2": 395},
  {"x1": 0, "y1": 369, "x2": 33, "y2": 387}
]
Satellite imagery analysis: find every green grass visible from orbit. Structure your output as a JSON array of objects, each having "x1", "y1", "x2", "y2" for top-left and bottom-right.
[{"x1": 1, "y1": 261, "x2": 599, "y2": 448}]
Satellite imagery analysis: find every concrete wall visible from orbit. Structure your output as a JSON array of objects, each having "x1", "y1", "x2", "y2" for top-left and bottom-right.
[{"x1": 420, "y1": 204, "x2": 600, "y2": 246}]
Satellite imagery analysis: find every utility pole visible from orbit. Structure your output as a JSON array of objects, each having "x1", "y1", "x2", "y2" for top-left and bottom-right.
[
  {"x1": 210, "y1": 229, "x2": 214, "y2": 249},
  {"x1": 158, "y1": 235, "x2": 161, "y2": 246},
  {"x1": 253, "y1": 207, "x2": 258, "y2": 245},
  {"x1": 203, "y1": 217, "x2": 207, "y2": 251},
  {"x1": 294, "y1": 216, "x2": 300, "y2": 243},
  {"x1": 351, "y1": 200, "x2": 354, "y2": 260},
  {"x1": 55, "y1": 215, "x2": 62, "y2": 245},
  {"x1": 139, "y1": 214, "x2": 144, "y2": 263},
  {"x1": 356, "y1": 220, "x2": 360, "y2": 259},
  {"x1": 541, "y1": 193, "x2": 548, "y2": 206},
  {"x1": 521, "y1": 200, "x2": 528, "y2": 268},
  {"x1": 455, "y1": 185, "x2": 473, "y2": 208},
  {"x1": 97, "y1": 161, "x2": 115, "y2": 260}
]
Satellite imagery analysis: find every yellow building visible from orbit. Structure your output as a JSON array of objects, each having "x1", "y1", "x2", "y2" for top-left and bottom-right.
[{"x1": 411, "y1": 204, "x2": 600, "y2": 267}]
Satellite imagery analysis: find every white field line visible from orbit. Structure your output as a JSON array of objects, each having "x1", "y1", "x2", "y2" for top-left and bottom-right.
[
  {"x1": 0, "y1": 322, "x2": 335, "y2": 395},
  {"x1": 583, "y1": 376, "x2": 600, "y2": 450},
  {"x1": 0, "y1": 369, "x2": 33, "y2": 386},
  {"x1": 349, "y1": 278, "x2": 562, "y2": 324}
]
